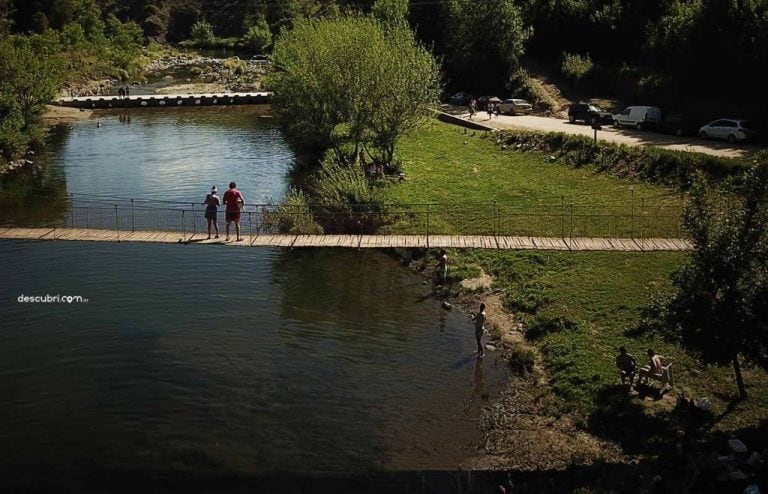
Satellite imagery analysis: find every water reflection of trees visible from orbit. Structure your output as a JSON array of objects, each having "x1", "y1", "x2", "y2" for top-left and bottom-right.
[
  {"x1": 272, "y1": 249, "x2": 423, "y2": 332},
  {"x1": 0, "y1": 125, "x2": 70, "y2": 227}
]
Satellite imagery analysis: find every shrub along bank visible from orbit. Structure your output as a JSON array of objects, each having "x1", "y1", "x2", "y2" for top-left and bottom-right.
[{"x1": 496, "y1": 130, "x2": 752, "y2": 189}]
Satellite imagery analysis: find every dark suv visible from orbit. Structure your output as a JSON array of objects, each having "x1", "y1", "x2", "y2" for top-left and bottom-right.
[{"x1": 568, "y1": 103, "x2": 613, "y2": 125}]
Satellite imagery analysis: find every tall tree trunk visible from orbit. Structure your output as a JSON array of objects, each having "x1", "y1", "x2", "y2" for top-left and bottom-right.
[{"x1": 733, "y1": 355, "x2": 747, "y2": 399}]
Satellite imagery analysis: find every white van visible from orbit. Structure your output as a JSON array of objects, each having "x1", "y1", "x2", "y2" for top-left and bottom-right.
[{"x1": 613, "y1": 106, "x2": 662, "y2": 130}]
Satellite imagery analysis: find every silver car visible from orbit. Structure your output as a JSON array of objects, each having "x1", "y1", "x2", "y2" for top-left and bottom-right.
[
  {"x1": 699, "y1": 119, "x2": 756, "y2": 143},
  {"x1": 498, "y1": 98, "x2": 533, "y2": 115}
]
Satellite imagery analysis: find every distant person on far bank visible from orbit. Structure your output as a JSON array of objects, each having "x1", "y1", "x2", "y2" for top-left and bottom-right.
[
  {"x1": 223, "y1": 181, "x2": 245, "y2": 241},
  {"x1": 202, "y1": 185, "x2": 221, "y2": 239},
  {"x1": 117, "y1": 87, "x2": 125, "y2": 99},
  {"x1": 472, "y1": 303, "x2": 487, "y2": 358},
  {"x1": 125, "y1": 86, "x2": 130, "y2": 97}
]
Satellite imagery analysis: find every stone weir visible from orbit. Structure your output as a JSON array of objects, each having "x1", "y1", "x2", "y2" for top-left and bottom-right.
[{"x1": 55, "y1": 92, "x2": 273, "y2": 109}]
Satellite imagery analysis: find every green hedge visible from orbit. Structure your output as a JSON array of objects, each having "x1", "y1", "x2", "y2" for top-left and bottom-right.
[{"x1": 497, "y1": 130, "x2": 750, "y2": 189}]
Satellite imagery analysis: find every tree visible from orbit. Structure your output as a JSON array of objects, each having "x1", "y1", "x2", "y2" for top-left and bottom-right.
[
  {"x1": 371, "y1": 0, "x2": 408, "y2": 27},
  {"x1": 0, "y1": 36, "x2": 63, "y2": 158},
  {"x1": 444, "y1": 0, "x2": 527, "y2": 92},
  {"x1": 242, "y1": 16, "x2": 272, "y2": 52},
  {"x1": 269, "y1": 15, "x2": 440, "y2": 165},
  {"x1": 190, "y1": 18, "x2": 214, "y2": 45},
  {"x1": 662, "y1": 161, "x2": 768, "y2": 399}
]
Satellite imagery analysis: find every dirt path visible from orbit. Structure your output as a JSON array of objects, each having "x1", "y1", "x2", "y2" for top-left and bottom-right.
[{"x1": 465, "y1": 113, "x2": 762, "y2": 159}]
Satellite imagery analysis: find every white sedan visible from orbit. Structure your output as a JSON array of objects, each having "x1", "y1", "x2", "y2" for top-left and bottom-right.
[{"x1": 497, "y1": 98, "x2": 533, "y2": 115}]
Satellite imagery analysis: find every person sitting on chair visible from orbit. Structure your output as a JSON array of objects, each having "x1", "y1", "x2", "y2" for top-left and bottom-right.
[
  {"x1": 637, "y1": 348, "x2": 663, "y2": 384},
  {"x1": 616, "y1": 346, "x2": 637, "y2": 386}
]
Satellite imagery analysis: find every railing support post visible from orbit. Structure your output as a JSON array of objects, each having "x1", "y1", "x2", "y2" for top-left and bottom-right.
[
  {"x1": 181, "y1": 209, "x2": 186, "y2": 242},
  {"x1": 569, "y1": 204, "x2": 574, "y2": 245},
  {"x1": 70, "y1": 193, "x2": 74, "y2": 229},
  {"x1": 131, "y1": 199, "x2": 135, "y2": 232},
  {"x1": 114, "y1": 204, "x2": 120, "y2": 242},
  {"x1": 192, "y1": 203, "x2": 196, "y2": 236},
  {"x1": 640, "y1": 198, "x2": 645, "y2": 250},
  {"x1": 560, "y1": 195, "x2": 565, "y2": 239},
  {"x1": 426, "y1": 204, "x2": 430, "y2": 249},
  {"x1": 249, "y1": 212, "x2": 253, "y2": 244},
  {"x1": 630, "y1": 187, "x2": 635, "y2": 239}
]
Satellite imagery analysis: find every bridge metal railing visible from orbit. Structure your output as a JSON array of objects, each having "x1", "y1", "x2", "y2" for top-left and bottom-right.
[{"x1": 0, "y1": 198, "x2": 686, "y2": 242}]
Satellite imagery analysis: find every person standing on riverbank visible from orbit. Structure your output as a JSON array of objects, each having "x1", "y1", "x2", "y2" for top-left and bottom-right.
[
  {"x1": 202, "y1": 186, "x2": 221, "y2": 239},
  {"x1": 472, "y1": 303, "x2": 487, "y2": 358},
  {"x1": 437, "y1": 250, "x2": 448, "y2": 285},
  {"x1": 223, "y1": 181, "x2": 245, "y2": 241}
]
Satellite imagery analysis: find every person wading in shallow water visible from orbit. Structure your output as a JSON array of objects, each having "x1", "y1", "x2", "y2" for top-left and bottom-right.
[
  {"x1": 223, "y1": 181, "x2": 245, "y2": 241},
  {"x1": 472, "y1": 303, "x2": 487, "y2": 358}
]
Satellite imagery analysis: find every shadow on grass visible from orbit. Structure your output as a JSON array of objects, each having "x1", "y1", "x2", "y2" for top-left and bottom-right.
[{"x1": 586, "y1": 384, "x2": 713, "y2": 457}]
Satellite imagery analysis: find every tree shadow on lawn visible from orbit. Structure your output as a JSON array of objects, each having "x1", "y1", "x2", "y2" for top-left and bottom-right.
[{"x1": 586, "y1": 384, "x2": 714, "y2": 457}]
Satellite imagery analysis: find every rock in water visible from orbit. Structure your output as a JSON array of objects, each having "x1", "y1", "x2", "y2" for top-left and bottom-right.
[
  {"x1": 442, "y1": 301, "x2": 452, "y2": 310},
  {"x1": 485, "y1": 344, "x2": 496, "y2": 352}
]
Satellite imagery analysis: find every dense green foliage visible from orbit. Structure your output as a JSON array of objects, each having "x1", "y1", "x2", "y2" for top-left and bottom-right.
[
  {"x1": 656, "y1": 161, "x2": 768, "y2": 398},
  {"x1": 0, "y1": 1, "x2": 145, "y2": 161},
  {"x1": 5, "y1": 0, "x2": 766, "y2": 117},
  {"x1": 269, "y1": 14, "x2": 440, "y2": 165}
]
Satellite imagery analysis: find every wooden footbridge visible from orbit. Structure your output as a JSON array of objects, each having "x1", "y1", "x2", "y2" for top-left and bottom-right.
[
  {"x1": 56, "y1": 92, "x2": 272, "y2": 109},
  {"x1": 0, "y1": 227, "x2": 691, "y2": 251},
  {"x1": 0, "y1": 200, "x2": 692, "y2": 251}
]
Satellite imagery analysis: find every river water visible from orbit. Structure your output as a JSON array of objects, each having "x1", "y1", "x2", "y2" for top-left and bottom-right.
[{"x1": 0, "y1": 107, "x2": 505, "y2": 478}]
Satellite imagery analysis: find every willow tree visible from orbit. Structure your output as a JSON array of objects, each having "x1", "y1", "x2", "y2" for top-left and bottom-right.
[{"x1": 268, "y1": 14, "x2": 440, "y2": 165}]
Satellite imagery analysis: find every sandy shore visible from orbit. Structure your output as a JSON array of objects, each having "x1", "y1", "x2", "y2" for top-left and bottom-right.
[{"x1": 42, "y1": 105, "x2": 94, "y2": 124}]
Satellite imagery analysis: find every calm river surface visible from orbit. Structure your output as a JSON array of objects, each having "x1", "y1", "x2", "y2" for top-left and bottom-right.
[{"x1": 0, "y1": 107, "x2": 505, "y2": 477}]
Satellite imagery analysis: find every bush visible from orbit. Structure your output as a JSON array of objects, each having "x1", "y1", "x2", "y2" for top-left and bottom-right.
[
  {"x1": 223, "y1": 57, "x2": 247, "y2": 76},
  {"x1": 508, "y1": 344, "x2": 535, "y2": 375},
  {"x1": 263, "y1": 189, "x2": 324, "y2": 235},
  {"x1": 560, "y1": 52, "x2": 593, "y2": 82},
  {"x1": 498, "y1": 130, "x2": 749, "y2": 188},
  {"x1": 309, "y1": 158, "x2": 392, "y2": 233},
  {"x1": 242, "y1": 18, "x2": 272, "y2": 53},
  {"x1": 190, "y1": 20, "x2": 215, "y2": 46}
]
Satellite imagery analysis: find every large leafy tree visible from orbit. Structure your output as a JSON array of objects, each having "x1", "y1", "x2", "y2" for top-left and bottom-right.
[
  {"x1": 444, "y1": 0, "x2": 527, "y2": 92},
  {"x1": 662, "y1": 161, "x2": 768, "y2": 399},
  {"x1": 269, "y1": 13, "x2": 440, "y2": 165}
]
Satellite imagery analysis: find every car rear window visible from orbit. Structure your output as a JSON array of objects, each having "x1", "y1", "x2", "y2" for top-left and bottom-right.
[{"x1": 588, "y1": 105, "x2": 603, "y2": 112}]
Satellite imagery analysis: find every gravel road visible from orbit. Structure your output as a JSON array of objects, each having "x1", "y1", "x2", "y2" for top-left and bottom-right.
[{"x1": 462, "y1": 112, "x2": 762, "y2": 159}]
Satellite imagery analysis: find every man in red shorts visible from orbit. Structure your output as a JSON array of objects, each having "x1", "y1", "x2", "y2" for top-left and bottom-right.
[{"x1": 223, "y1": 181, "x2": 245, "y2": 241}]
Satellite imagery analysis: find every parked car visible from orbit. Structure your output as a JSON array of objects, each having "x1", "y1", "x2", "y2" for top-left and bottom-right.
[
  {"x1": 568, "y1": 102, "x2": 613, "y2": 124},
  {"x1": 657, "y1": 113, "x2": 705, "y2": 137},
  {"x1": 698, "y1": 119, "x2": 756, "y2": 143},
  {"x1": 613, "y1": 106, "x2": 662, "y2": 130},
  {"x1": 498, "y1": 98, "x2": 533, "y2": 115},
  {"x1": 449, "y1": 92, "x2": 473, "y2": 106}
]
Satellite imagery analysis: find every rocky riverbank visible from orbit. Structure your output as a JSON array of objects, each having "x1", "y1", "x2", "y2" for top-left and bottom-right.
[{"x1": 145, "y1": 53, "x2": 270, "y2": 92}]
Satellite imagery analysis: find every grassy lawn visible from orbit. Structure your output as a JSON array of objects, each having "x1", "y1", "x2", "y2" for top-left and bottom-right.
[
  {"x1": 383, "y1": 121, "x2": 685, "y2": 238},
  {"x1": 387, "y1": 119, "x2": 768, "y2": 454}
]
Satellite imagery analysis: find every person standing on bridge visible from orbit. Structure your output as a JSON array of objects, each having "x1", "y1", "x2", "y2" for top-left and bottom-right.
[
  {"x1": 202, "y1": 185, "x2": 221, "y2": 239},
  {"x1": 223, "y1": 181, "x2": 245, "y2": 241}
]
